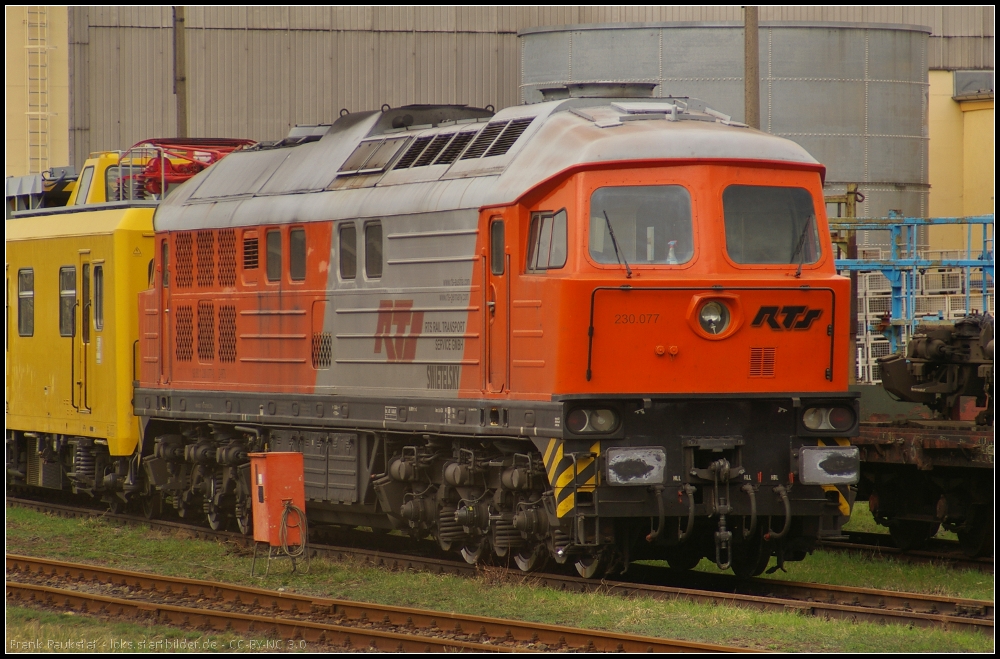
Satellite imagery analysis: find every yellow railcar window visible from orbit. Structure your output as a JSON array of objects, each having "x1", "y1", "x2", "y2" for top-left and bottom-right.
[
  {"x1": 94, "y1": 265, "x2": 104, "y2": 331},
  {"x1": 18, "y1": 269, "x2": 34, "y2": 337},
  {"x1": 59, "y1": 267, "x2": 76, "y2": 337}
]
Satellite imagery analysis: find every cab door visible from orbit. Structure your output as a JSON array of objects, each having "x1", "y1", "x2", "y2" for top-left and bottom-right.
[
  {"x1": 486, "y1": 217, "x2": 508, "y2": 393},
  {"x1": 159, "y1": 237, "x2": 171, "y2": 383}
]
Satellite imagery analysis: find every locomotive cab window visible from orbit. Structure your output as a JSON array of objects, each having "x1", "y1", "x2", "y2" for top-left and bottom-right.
[
  {"x1": 723, "y1": 185, "x2": 819, "y2": 265},
  {"x1": 589, "y1": 185, "x2": 693, "y2": 265},
  {"x1": 74, "y1": 166, "x2": 95, "y2": 205},
  {"x1": 266, "y1": 230, "x2": 281, "y2": 282},
  {"x1": 17, "y1": 268, "x2": 34, "y2": 337},
  {"x1": 290, "y1": 228, "x2": 306, "y2": 281},
  {"x1": 365, "y1": 222, "x2": 383, "y2": 279},
  {"x1": 527, "y1": 210, "x2": 567, "y2": 272},
  {"x1": 59, "y1": 267, "x2": 76, "y2": 337},
  {"x1": 340, "y1": 224, "x2": 357, "y2": 280},
  {"x1": 491, "y1": 219, "x2": 505, "y2": 275}
]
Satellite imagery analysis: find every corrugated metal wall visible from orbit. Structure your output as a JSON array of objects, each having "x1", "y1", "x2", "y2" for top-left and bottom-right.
[{"x1": 67, "y1": 6, "x2": 993, "y2": 168}]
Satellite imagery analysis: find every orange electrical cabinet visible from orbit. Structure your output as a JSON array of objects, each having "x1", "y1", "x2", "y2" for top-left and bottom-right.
[{"x1": 249, "y1": 452, "x2": 305, "y2": 547}]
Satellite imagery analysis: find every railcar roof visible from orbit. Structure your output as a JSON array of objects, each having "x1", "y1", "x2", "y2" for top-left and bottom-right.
[
  {"x1": 155, "y1": 99, "x2": 821, "y2": 232},
  {"x1": 6, "y1": 204, "x2": 156, "y2": 241}
]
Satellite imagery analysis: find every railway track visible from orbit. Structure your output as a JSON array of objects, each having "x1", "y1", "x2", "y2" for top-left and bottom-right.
[
  {"x1": 819, "y1": 531, "x2": 994, "y2": 573},
  {"x1": 7, "y1": 497, "x2": 994, "y2": 636},
  {"x1": 6, "y1": 554, "x2": 736, "y2": 653}
]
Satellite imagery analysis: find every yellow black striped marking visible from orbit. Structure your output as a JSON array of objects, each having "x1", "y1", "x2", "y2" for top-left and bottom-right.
[{"x1": 542, "y1": 438, "x2": 601, "y2": 518}]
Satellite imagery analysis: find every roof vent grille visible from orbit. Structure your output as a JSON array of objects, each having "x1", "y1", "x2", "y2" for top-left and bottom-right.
[
  {"x1": 460, "y1": 122, "x2": 508, "y2": 160},
  {"x1": 394, "y1": 136, "x2": 433, "y2": 169},
  {"x1": 413, "y1": 133, "x2": 454, "y2": 167},
  {"x1": 435, "y1": 132, "x2": 476, "y2": 164},
  {"x1": 484, "y1": 118, "x2": 533, "y2": 157}
]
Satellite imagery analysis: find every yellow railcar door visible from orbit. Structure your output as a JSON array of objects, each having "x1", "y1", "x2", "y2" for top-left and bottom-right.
[{"x1": 78, "y1": 251, "x2": 93, "y2": 413}]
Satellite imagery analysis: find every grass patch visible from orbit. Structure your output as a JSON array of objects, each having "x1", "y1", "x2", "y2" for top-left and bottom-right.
[{"x1": 5, "y1": 507, "x2": 994, "y2": 653}]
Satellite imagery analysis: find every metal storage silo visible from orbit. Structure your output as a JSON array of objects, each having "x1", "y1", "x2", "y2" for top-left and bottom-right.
[{"x1": 519, "y1": 22, "x2": 931, "y2": 232}]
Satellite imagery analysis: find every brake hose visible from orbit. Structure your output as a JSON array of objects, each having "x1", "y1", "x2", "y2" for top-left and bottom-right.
[{"x1": 764, "y1": 485, "x2": 791, "y2": 541}]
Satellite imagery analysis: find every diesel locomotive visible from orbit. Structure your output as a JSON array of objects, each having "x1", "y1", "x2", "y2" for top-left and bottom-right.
[{"x1": 7, "y1": 88, "x2": 861, "y2": 578}]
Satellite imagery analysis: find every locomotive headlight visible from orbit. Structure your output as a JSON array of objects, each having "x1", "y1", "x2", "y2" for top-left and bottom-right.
[
  {"x1": 802, "y1": 406, "x2": 856, "y2": 432},
  {"x1": 566, "y1": 408, "x2": 619, "y2": 434},
  {"x1": 699, "y1": 301, "x2": 730, "y2": 335}
]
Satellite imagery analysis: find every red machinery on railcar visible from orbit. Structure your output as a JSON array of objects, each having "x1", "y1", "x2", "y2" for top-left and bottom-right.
[{"x1": 132, "y1": 88, "x2": 860, "y2": 578}]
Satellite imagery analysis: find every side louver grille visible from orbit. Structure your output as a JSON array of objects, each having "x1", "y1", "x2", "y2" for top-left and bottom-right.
[{"x1": 749, "y1": 347, "x2": 776, "y2": 377}]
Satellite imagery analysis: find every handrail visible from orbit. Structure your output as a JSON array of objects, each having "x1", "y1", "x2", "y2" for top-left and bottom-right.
[{"x1": 69, "y1": 301, "x2": 79, "y2": 411}]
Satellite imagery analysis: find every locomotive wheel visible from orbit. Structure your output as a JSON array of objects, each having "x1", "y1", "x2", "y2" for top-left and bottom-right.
[
  {"x1": 957, "y1": 515, "x2": 992, "y2": 558},
  {"x1": 514, "y1": 545, "x2": 548, "y2": 573},
  {"x1": 205, "y1": 476, "x2": 228, "y2": 531},
  {"x1": 235, "y1": 502, "x2": 252, "y2": 536},
  {"x1": 888, "y1": 520, "x2": 938, "y2": 551},
  {"x1": 573, "y1": 554, "x2": 607, "y2": 579},
  {"x1": 139, "y1": 474, "x2": 161, "y2": 520},
  {"x1": 731, "y1": 526, "x2": 770, "y2": 579},
  {"x1": 662, "y1": 543, "x2": 703, "y2": 571},
  {"x1": 107, "y1": 495, "x2": 127, "y2": 515},
  {"x1": 460, "y1": 539, "x2": 488, "y2": 565}
]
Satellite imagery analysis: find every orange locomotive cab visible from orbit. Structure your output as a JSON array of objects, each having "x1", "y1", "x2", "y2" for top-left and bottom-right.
[{"x1": 133, "y1": 99, "x2": 859, "y2": 578}]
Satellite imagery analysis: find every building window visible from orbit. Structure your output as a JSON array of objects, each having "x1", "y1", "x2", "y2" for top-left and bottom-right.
[
  {"x1": 339, "y1": 224, "x2": 357, "y2": 280},
  {"x1": 266, "y1": 230, "x2": 282, "y2": 282},
  {"x1": 94, "y1": 266, "x2": 104, "y2": 330},
  {"x1": 290, "y1": 228, "x2": 306, "y2": 281},
  {"x1": 527, "y1": 210, "x2": 567, "y2": 272},
  {"x1": 59, "y1": 266, "x2": 76, "y2": 337},
  {"x1": 365, "y1": 222, "x2": 382, "y2": 279},
  {"x1": 18, "y1": 269, "x2": 33, "y2": 337}
]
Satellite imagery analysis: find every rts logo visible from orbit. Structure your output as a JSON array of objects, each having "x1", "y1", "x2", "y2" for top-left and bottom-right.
[
  {"x1": 752, "y1": 305, "x2": 823, "y2": 331},
  {"x1": 375, "y1": 300, "x2": 424, "y2": 362}
]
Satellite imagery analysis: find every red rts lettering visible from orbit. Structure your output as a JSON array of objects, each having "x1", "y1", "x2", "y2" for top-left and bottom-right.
[{"x1": 374, "y1": 300, "x2": 424, "y2": 362}]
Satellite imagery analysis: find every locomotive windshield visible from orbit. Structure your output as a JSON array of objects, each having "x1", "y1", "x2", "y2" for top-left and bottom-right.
[
  {"x1": 589, "y1": 185, "x2": 693, "y2": 265},
  {"x1": 723, "y1": 185, "x2": 819, "y2": 265}
]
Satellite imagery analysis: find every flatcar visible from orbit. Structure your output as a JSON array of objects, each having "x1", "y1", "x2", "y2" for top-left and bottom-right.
[{"x1": 8, "y1": 88, "x2": 861, "y2": 578}]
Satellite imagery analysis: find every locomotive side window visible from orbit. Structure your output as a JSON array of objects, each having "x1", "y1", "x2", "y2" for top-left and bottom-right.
[
  {"x1": 17, "y1": 269, "x2": 34, "y2": 337},
  {"x1": 290, "y1": 228, "x2": 306, "y2": 281},
  {"x1": 161, "y1": 240, "x2": 170, "y2": 287},
  {"x1": 94, "y1": 265, "x2": 104, "y2": 331},
  {"x1": 490, "y1": 220, "x2": 505, "y2": 275},
  {"x1": 266, "y1": 230, "x2": 282, "y2": 282},
  {"x1": 589, "y1": 186, "x2": 693, "y2": 265},
  {"x1": 723, "y1": 186, "x2": 819, "y2": 265},
  {"x1": 74, "y1": 166, "x2": 95, "y2": 205},
  {"x1": 59, "y1": 266, "x2": 76, "y2": 337},
  {"x1": 340, "y1": 224, "x2": 357, "y2": 279},
  {"x1": 365, "y1": 222, "x2": 383, "y2": 279},
  {"x1": 527, "y1": 209, "x2": 567, "y2": 272}
]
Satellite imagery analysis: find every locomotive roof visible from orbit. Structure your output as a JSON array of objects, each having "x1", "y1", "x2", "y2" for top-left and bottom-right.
[{"x1": 155, "y1": 99, "x2": 821, "y2": 231}]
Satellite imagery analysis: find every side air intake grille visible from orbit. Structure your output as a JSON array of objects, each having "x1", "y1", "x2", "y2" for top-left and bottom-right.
[
  {"x1": 749, "y1": 347, "x2": 776, "y2": 377},
  {"x1": 218, "y1": 229, "x2": 237, "y2": 287},
  {"x1": 218, "y1": 305, "x2": 237, "y2": 363},
  {"x1": 196, "y1": 230, "x2": 215, "y2": 287},
  {"x1": 460, "y1": 122, "x2": 507, "y2": 159},
  {"x1": 175, "y1": 306, "x2": 193, "y2": 361},
  {"x1": 243, "y1": 236, "x2": 259, "y2": 270},
  {"x1": 312, "y1": 333, "x2": 332, "y2": 369},
  {"x1": 175, "y1": 233, "x2": 194, "y2": 288},
  {"x1": 484, "y1": 118, "x2": 533, "y2": 157}
]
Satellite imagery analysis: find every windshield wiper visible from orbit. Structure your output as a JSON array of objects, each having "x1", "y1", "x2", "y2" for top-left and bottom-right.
[
  {"x1": 603, "y1": 211, "x2": 632, "y2": 279},
  {"x1": 791, "y1": 215, "x2": 814, "y2": 278}
]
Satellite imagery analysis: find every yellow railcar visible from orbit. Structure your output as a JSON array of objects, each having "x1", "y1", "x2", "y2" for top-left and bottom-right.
[{"x1": 7, "y1": 139, "x2": 252, "y2": 505}]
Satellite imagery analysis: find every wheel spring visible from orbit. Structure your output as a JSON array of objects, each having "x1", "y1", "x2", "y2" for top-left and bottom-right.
[
  {"x1": 492, "y1": 519, "x2": 523, "y2": 549},
  {"x1": 437, "y1": 507, "x2": 467, "y2": 542},
  {"x1": 73, "y1": 444, "x2": 96, "y2": 482},
  {"x1": 553, "y1": 529, "x2": 571, "y2": 551}
]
